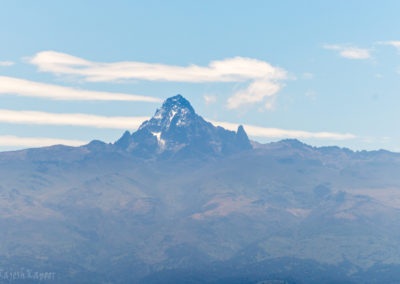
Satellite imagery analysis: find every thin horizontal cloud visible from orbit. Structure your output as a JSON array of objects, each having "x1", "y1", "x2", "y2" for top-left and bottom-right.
[
  {"x1": 0, "y1": 61, "x2": 14, "y2": 67},
  {"x1": 28, "y1": 51, "x2": 288, "y2": 109},
  {"x1": 376, "y1": 41, "x2": 400, "y2": 53},
  {"x1": 0, "y1": 109, "x2": 149, "y2": 129},
  {"x1": 0, "y1": 135, "x2": 86, "y2": 147},
  {"x1": 0, "y1": 109, "x2": 355, "y2": 140},
  {"x1": 211, "y1": 120, "x2": 356, "y2": 140},
  {"x1": 0, "y1": 76, "x2": 161, "y2": 102},
  {"x1": 323, "y1": 44, "x2": 371, "y2": 59},
  {"x1": 28, "y1": 51, "x2": 287, "y2": 83}
]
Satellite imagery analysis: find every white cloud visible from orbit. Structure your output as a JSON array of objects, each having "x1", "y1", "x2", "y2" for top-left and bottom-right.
[
  {"x1": 0, "y1": 109, "x2": 355, "y2": 140},
  {"x1": 203, "y1": 95, "x2": 216, "y2": 104},
  {"x1": 376, "y1": 41, "x2": 400, "y2": 53},
  {"x1": 0, "y1": 109, "x2": 149, "y2": 129},
  {"x1": 0, "y1": 61, "x2": 14, "y2": 67},
  {"x1": 227, "y1": 79, "x2": 282, "y2": 109},
  {"x1": 323, "y1": 44, "x2": 371, "y2": 59},
  {"x1": 211, "y1": 120, "x2": 355, "y2": 140},
  {"x1": 0, "y1": 135, "x2": 86, "y2": 147},
  {"x1": 0, "y1": 76, "x2": 161, "y2": 102},
  {"x1": 27, "y1": 51, "x2": 288, "y2": 109},
  {"x1": 28, "y1": 51, "x2": 287, "y2": 83}
]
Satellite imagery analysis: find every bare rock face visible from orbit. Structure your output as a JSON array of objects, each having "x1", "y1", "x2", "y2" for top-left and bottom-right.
[{"x1": 114, "y1": 95, "x2": 252, "y2": 158}]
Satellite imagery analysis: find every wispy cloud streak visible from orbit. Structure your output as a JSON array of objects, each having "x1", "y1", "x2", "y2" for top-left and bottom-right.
[
  {"x1": 0, "y1": 109, "x2": 149, "y2": 129},
  {"x1": 0, "y1": 61, "x2": 14, "y2": 67},
  {"x1": 376, "y1": 41, "x2": 400, "y2": 53},
  {"x1": 323, "y1": 45, "x2": 371, "y2": 59},
  {"x1": 0, "y1": 136, "x2": 86, "y2": 147},
  {"x1": 211, "y1": 121, "x2": 355, "y2": 140},
  {"x1": 0, "y1": 108, "x2": 354, "y2": 140},
  {"x1": 0, "y1": 76, "x2": 161, "y2": 102},
  {"x1": 28, "y1": 51, "x2": 288, "y2": 109}
]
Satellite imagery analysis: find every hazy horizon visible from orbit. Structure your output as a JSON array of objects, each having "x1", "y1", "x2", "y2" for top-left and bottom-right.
[
  {"x1": 1, "y1": 1, "x2": 400, "y2": 152},
  {"x1": 2, "y1": 2, "x2": 400, "y2": 283}
]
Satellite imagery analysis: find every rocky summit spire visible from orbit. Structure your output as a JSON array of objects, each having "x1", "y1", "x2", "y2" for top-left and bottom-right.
[
  {"x1": 236, "y1": 125, "x2": 252, "y2": 150},
  {"x1": 115, "y1": 94, "x2": 252, "y2": 158},
  {"x1": 138, "y1": 94, "x2": 196, "y2": 132}
]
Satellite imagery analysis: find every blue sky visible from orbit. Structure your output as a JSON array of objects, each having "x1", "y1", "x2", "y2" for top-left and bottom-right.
[{"x1": 1, "y1": 0, "x2": 400, "y2": 151}]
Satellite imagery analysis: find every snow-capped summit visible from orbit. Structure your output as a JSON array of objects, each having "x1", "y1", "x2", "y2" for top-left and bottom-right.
[
  {"x1": 115, "y1": 94, "x2": 252, "y2": 158},
  {"x1": 139, "y1": 94, "x2": 196, "y2": 131}
]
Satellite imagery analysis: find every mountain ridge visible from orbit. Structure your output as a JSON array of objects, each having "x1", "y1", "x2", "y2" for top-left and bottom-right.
[
  {"x1": 1, "y1": 95, "x2": 400, "y2": 282},
  {"x1": 1, "y1": 94, "x2": 397, "y2": 159},
  {"x1": 114, "y1": 94, "x2": 252, "y2": 158}
]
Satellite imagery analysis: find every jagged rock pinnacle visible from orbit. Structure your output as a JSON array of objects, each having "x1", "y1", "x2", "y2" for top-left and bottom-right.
[{"x1": 115, "y1": 95, "x2": 252, "y2": 158}]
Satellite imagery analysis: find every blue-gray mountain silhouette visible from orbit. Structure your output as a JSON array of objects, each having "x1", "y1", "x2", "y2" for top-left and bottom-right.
[
  {"x1": 1, "y1": 95, "x2": 400, "y2": 283},
  {"x1": 115, "y1": 95, "x2": 251, "y2": 158}
]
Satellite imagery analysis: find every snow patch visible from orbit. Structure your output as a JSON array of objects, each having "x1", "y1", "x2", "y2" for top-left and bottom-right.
[
  {"x1": 169, "y1": 110, "x2": 177, "y2": 122},
  {"x1": 176, "y1": 108, "x2": 189, "y2": 126},
  {"x1": 151, "y1": 132, "x2": 165, "y2": 148},
  {"x1": 176, "y1": 118, "x2": 186, "y2": 126}
]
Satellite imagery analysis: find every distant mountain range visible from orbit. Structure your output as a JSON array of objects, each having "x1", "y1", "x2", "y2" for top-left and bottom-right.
[{"x1": 1, "y1": 95, "x2": 400, "y2": 283}]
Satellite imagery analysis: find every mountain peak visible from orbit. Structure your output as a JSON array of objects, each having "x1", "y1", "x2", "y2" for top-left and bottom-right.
[
  {"x1": 138, "y1": 94, "x2": 195, "y2": 131},
  {"x1": 161, "y1": 94, "x2": 194, "y2": 113},
  {"x1": 115, "y1": 94, "x2": 252, "y2": 158}
]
